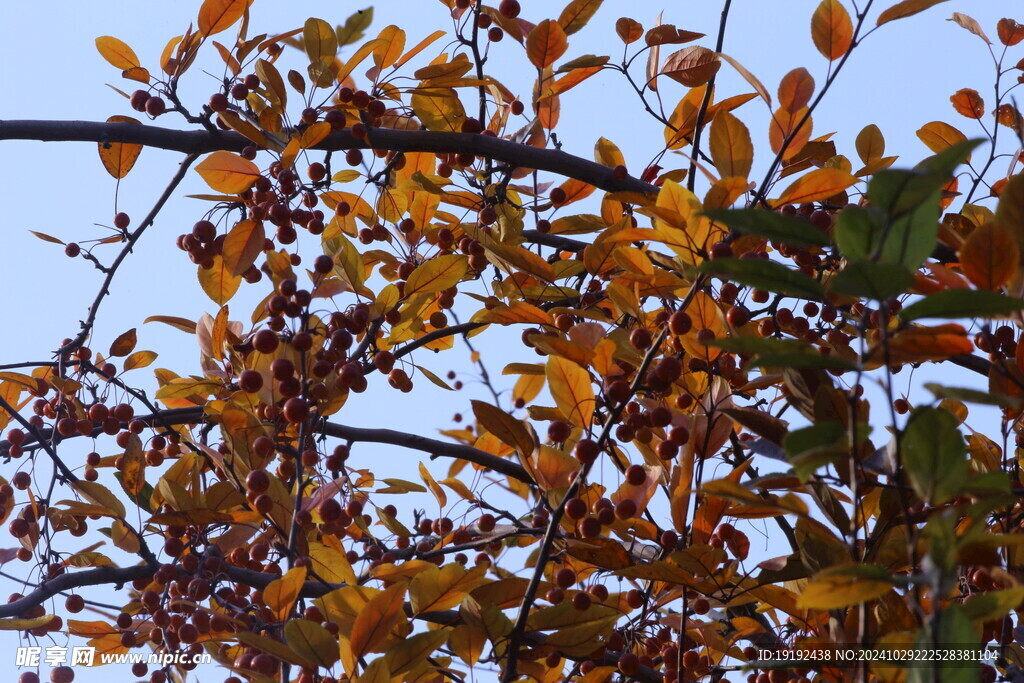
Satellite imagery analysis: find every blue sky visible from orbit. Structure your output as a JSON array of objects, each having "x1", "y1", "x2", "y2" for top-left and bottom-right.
[{"x1": 0, "y1": 0, "x2": 1018, "y2": 680}]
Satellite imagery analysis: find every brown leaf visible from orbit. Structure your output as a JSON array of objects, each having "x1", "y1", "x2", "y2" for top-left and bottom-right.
[
  {"x1": 948, "y1": 12, "x2": 990, "y2": 44},
  {"x1": 615, "y1": 17, "x2": 643, "y2": 44},
  {"x1": 661, "y1": 46, "x2": 720, "y2": 87},
  {"x1": 998, "y1": 19, "x2": 1024, "y2": 46},
  {"x1": 108, "y1": 328, "x2": 138, "y2": 357},
  {"x1": 558, "y1": 0, "x2": 603, "y2": 36}
]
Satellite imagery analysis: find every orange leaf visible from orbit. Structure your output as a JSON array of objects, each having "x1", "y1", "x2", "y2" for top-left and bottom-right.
[
  {"x1": 950, "y1": 88, "x2": 985, "y2": 119},
  {"x1": 661, "y1": 46, "x2": 720, "y2": 87},
  {"x1": 558, "y1": 0, "x2": 604, "y2": 35},
  {"x1": 526, "y1": 20, "x2": 569, "y2": 69},
  {"x1": 872, "y1": 323, "x2": 973, "y2": 364},
  {"x1": 855, "y1": 124, "x2": 885, "y2": 164},
  {"x1": 95, "y1": 37, "x2": 140, "y2": 70},
  {"x1": 778, "y1": 68, "x2": 815, "y2": 114},
  {"x1": 198, "y1": 0, "x2": 253, "y2": 37},
  {"x1": 98, "y1": 116, "x2": 143, "y2": 179},
  {"x1": 768, "y1": 107, "x2": 813, "y2": 160},
  {"x1": 555, "y1": 178, "x2": 597, "y2": 206},
  {"x1": 264, "y1": 566, "x2": 307, "y2": 621},
  {"x1": 916, "y1": 121, "x2": 969, "y2": 159},
  {"x1": 350, "y1": 583, "x2": 407, "y2": 658},
  {"x1": 708, "y1": 111, "x2": 753, "y2": 179},
  {"x1": 222, "y1": 220, "x2": 265, "y2": 276},
  {"x1": 198, "y1": 255, "x2": 242, "y2": 305},
  {"x1": 546, "y1": 355, "x2": 595, "y2": 428},
  {"x1": 959, "y1": 224, "x2": 1020, "y2": 290},
  {"x1": 195, "y1": 151, "x2": 262, "y2": 194},
  {"x1": 811, "y1": 0, "x2": 853, "y2": 61},
  {"x1": 771, "y1": 168, "x2": 859, "y2": 208},
  {"x1": 877, "y1": 0, "x2": 949, "y2": 26}
]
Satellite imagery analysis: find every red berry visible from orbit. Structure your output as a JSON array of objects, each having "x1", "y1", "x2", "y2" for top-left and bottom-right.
[{"x1": 498, "y1": 0, "x2": 520, "y2": 18}]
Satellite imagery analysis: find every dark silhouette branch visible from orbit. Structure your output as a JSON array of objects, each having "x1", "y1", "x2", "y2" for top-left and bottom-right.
[
  {"x1": 0, "y1": 120, "x2": 658, "y2": 195},
  {"x1": 1, "y1": 405, "x2": 532, "y2": 484}
]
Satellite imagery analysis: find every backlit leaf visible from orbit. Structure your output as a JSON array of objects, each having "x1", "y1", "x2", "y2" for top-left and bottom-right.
[
  {"x1": 350, "y1": 583, "x2": 407, "y2": 657},
  {"x1": 410, "y1": 88, "x2": 466, "y2": 132},
  {"x1": 109, "y1": 328, "x2": 137, "y2": 357},
  {"x1": 855, "y1": 124, "x2": 885, "y2": 164},
  {"x1": 284, "y1": 619, "x2": 338, "y2": 668},
  {"x1": 778, "y1": 68, "x2": 815, "y2": 113},
  {"x1": 546, "y1": 355, "x2": 595, "y2": 428},
  {"x1": 95, "y1": 36, "x2": 140, "y2": 70},
  {"x1": 959, "y1": 223, "x2": 1019, "y2": 290},
  {"x1": 615, "y1": 17, "x2": 643, "y2": 44},
  {"x1": 950, "y1": 88, "x2": 985, "y2": 119},
  {"x1": 97, "y1": 116, "x2": 143, "y2": 179},
  {"x1": 195, "y1": 151, "x2": 262, "y2": 194},
  {"x1": 662, "y1": 46, "x2": 720, "y2": 87},
  {"x1": 948, "y1": 12, "x2": 990, "y2": 43},
  {"x1": 797, "y1": 564, "x2": 896, "y2": 609},
  {"x1": 916, "y1": 121, "x2": 968, "y2": 157},
  {"x1": 526, "y1": 20, "x2": 569, "y2": 69},
  {"x1": 708, "y1": 111, "x2": 753, "y2": 179},
  {"x1": 771, "y1": 168, "x2": 859, "y2": 208},
  {"x1": 877, "y1": 0, "x2": 949, "y2": 26},
  {"x1": 559, "y1": 0, "x2": 603, "y2": 35},
  {"x1": 198, "y1": 255, "x2": 243, "y2": 305},
  {"x1": 303, "y1": 18, "x2": 336, "y2": 64},
  {"x1": 222, "y1": 220, "x2": 265, "y2": 276},
  {"x1": 198, "y1": 0, "x2": 253, "y2": 37},
  {"x1": 264, "y1": 566, "x2": 307, "y2": 621},
  {"x1": 404, "y1": 254, "x2": 468, "y2": 297},
  {"x1": 811, "y1": 0, "x2": 853, "y2": 60}
]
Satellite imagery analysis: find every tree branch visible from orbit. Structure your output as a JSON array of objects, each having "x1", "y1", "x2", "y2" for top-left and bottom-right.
[
  {"x1": 0, "y1": 120, "x2": 658, "y2": 195},
  {"x1": 1, "y1": 405, "x2": 531, "y2": 484}
]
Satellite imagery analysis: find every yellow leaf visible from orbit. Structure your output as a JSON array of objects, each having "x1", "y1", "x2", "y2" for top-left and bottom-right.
[
  {"x1": 876, "y1": 0, "x2": 949, "y2": 26},
  {"x1": 264, "y1": 566, "x2": 307, "y2": 621},
  {"x1": 404, "y1": 254, "x2": 468, "y2": 297},
  {"x1": 708, "y1": 111, "x2": 753, "y2": 180},
  {"x1": 123, "y1": 350, "x2": 157, "y2": 372},
  {"x1": 771, "y1": 168, "x2": 858, "y2": 208},
  {"x1": 299, "y1": 122, "x2": 332, "y2": 149},
  {"x1": 195, "y1": 151, "x2": 262, "y2": 194},
  {"x1": 120, "y1": 434, "x2": 145, "y2": 496},
  {"x1": 514, "y1": 374, "x2": 545, "y2": 406},
  {"x1": 303, "y1": 18, "x2": 337, "y2": 63},
  {"x1": 526, "y1": 20, "x2": 569, "y2": 69},
  {"x1": 449, "y1": 623, "x2": 486, "y2": 665},
  {"x1": 594, "y1": 137, "x2": 625, "y2": 168},
  {"x1": 222, "y1": 220, "x2": 265, "y2": 276},
  {"x1": 797, "y1": 564, "x2": 895, "y2": 609},
  {"x1": 419, "y1": 463, "x2": 447, "y2": 508},
  {"x1": 98, "y1": 116, "x2": 143, "y2": 179},
  {"x1": 385, "y1": 630, "x2": 451, "y2": 676},
  {"x1": 768, "y1": 106, "x2": 813, "y2": 160},
  {"x1": 198, "y1": 255, "x2": 243, "y2": 305},
  {"x1": 95, "y1": 37, "x2": 140, "y2": 70},
  {"x1": 410, "y1": 87, "x2": 466, "y2": 132},
  {"x1": 373, "y1": 26, "x2": 405, "y2": 70},
  {"x1": 546, "y1": 355, "x2": 594, "y2": 428},
  {"x1": 198, "y1": 0, "x2": 253, "y2": 37},
  {"x1": 855, "y1": 124, "x2": 885, "y2": 164},
  {"x1": 410, "y1": 563, "x2": 487, "y2": 615},
  {"x1": 350, "y1": 583, "x2": 407, "y2": 658},
  {"x1": 0, "y1": 615, "x2": 56, "y2": 631},
  {"x1": 811, "y1": 0, "x2": 853, "y2": 60},
  {"x1": 916, "y1": 121, "x2": 969, "y2": 158},
  {"x1": 284, "y1": 619, "x2": 338, "y2": 668},
  {"x1": 72, "y1": 481, "x2": 125, "y2": 519}
]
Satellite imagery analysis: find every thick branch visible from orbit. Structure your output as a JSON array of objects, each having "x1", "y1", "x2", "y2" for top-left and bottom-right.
[
  {"x1": 0, "y1": 120, "x2": 658, "y2": 195},
  {"x1": 1, "y1": 405, "x2": 531, "y2": 484}
]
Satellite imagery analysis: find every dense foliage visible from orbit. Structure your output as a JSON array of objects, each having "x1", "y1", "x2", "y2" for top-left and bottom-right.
[{"x1": 3, "y1": 0, "x2": 1024, "y2": 682}]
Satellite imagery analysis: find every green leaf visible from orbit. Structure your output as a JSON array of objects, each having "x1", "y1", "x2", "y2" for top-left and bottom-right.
[
  {"x1": 784, "y1": 422, "x2": 850, "y2": 481},
  {"x1": 697, "y1": 258, "x2": 824, "y2": 300},
  {"x1": 901, "y1": 407, "x2": 968, "y2": 505},
  {"x1": 829, "y1": 260, "x2": 916, "y2": 300},
  {"x1": 901, "y1": 289, "x2": 1024, "y2": 322},
  {"x1": 925, "y1": 383, "x2": 1023, "y2": 409},
  {"x1": 754, "y1": 353, "x2": 860, "y2": 371},
  {"x1": 702, "y1": 208, "x2": 830, "y2": 247},
  {"x1": 336, "y1": 8, "x2": 373, "y2": 47},
  {"x1": 705, "y1": 336, "x2": 811, "y2": 355},
  {"x1": 834, "y1": 206, "x2": 887, "y2": 261},
  {"x1": 908, "y1": 606, "x2": 979, "y2": 683}
]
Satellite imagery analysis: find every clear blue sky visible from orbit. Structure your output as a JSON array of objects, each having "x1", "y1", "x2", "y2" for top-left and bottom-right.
[{"x1": 0, "y1": 0, "x2": 1014, "y2": 680}]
